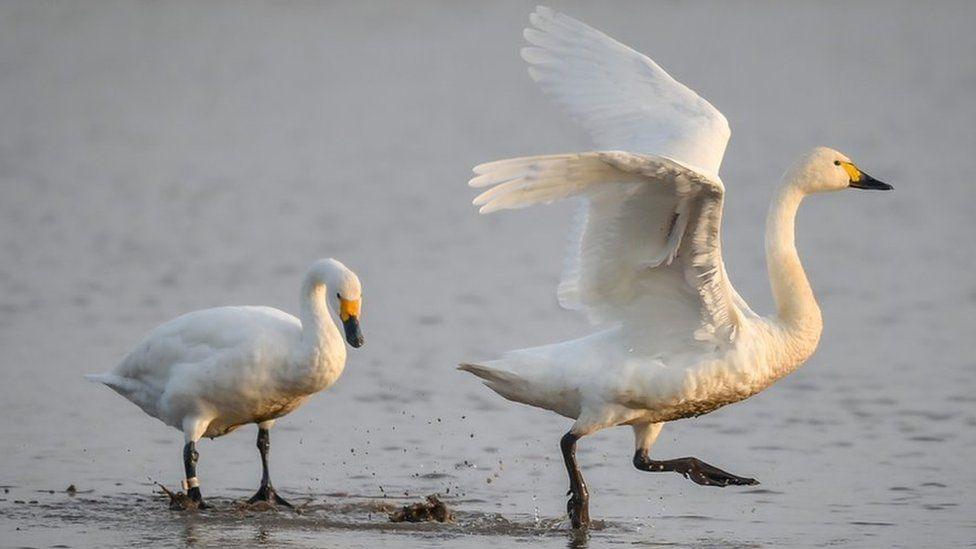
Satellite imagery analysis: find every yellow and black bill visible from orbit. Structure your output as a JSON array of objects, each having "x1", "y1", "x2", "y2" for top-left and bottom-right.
[
  {"x1": 339, "y1": 298, "x2": 364, "y2": 348},
  {"x1": 840, "y1": 161, "x2": 893, "y2": 191}
]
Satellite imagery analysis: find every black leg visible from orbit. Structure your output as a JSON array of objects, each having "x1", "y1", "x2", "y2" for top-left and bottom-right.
[
  {"x1": 633, "y1": 449, "x2": 758, "y2": 486},
  {"x1": 560, "y1": 432, "x2": 590, "y2": 529},
  {"x1": 247, "y1": 428, "x2": 291, "y2": 507},
  {"x1": 182, "y1": 441, "x2": 208, "y2": 508}
]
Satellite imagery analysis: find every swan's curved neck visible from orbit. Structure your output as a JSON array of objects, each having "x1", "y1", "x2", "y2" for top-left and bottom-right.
[
  {"x1": 764, "y1": 181, "x2": 823, "y2": 362},
  {"x1": 291, "y1": 276, "x2": 345, "y2": 391}
]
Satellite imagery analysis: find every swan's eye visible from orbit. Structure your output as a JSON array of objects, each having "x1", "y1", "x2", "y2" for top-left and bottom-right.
[
  {"x1": 834, "y1": 160, "x2": 841, "y2": 166},
  {"x1": 336, "y1": 292, "x2": 342, "y2": 300}
]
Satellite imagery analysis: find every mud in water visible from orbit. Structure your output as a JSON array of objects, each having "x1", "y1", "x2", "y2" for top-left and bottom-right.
[
  {"x1": 1, "y1": 489, "x2": 596, "y2": 548},
  {"x1": 389, "y1": 495, "x2": 454, "y2": 523},
  {"x1": 1, "y1": 1, "x2": 975, "y2": 548}
]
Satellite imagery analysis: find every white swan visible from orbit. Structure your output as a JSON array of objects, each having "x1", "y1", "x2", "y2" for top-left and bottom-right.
[
  {"x1": 86, "y1": 258, "x2": 364, "y2": 507},
  {"x1": 460, "y1": 6, "x2": 891, "y2": 529}
]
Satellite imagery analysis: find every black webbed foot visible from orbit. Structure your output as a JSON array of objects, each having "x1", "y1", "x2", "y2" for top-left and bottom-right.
[
  {"x1": 634, "y1": 451, "x2": 758, "y2": 487},
  {"x1": 566, "y1": 490, "x2": 590, "y2": 529},
  {"x1": 247, "y1": 427, "x2": 292, "y2": 507},
  {"x1": 673, "y1": 457, "x2": 759, "y2": 486},
  {"x1": 247, "y1": 484, "x2": 292, "y2": 507}
]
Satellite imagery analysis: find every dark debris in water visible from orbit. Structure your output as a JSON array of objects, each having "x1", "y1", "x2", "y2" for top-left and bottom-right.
[
  {"x1": 389, "y1": 494, "x2": 454, "y2": 523},
  {"x1": 154, "y1": 482, "x2": 203, "y2": 511}
]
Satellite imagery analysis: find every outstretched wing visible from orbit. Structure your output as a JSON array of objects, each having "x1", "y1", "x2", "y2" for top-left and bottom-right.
[
  {"x1": 472, "y1": 152, "x2": 748, "y2": 350},
  {"x1": 522, "y1": 6, "x2": 730, "y2": 178},
  {"x1": 470, "y1": 8, "x2": 750, "y2": 348}
]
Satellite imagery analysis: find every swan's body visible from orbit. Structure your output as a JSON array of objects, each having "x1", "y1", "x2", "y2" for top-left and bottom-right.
[
  {"x1": 460, "y1": 7, "x2": 891, "y2": 529},
  {"x1": 88, "y1": 306, "x2": 339, "y2": 438},
  {"x1": 87, "y1": 258, "x2": 365, "y2": 507},
  {"x1": 463, "y1": 155, "x2": 820, "y2": 428}
]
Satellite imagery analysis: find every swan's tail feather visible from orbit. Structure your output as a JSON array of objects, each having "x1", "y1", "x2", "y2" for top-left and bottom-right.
[
  {"x1": 460, "y1": 359, "x2": 578, "y2": 419},
  {"x1": 85, "y1": 373, "x2": 141, "y2": 398},
  {"x1": 459, "y1": 362, "x2": 518, "y2": 385},
  {"x1": 85, "y1": 372, "x2": 160, "y2": 417},
  {"x1": 85, "y1": 373, "x2": 112, "y2": 384},
  {"x1": 458, "y1": 362, "x2": 529, "y2": 402}
]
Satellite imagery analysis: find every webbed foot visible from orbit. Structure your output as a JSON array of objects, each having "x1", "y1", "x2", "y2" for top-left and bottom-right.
[
  {"x1": 634, "y1": 452, "x2": 758, "y2": 487},
  {"x1": 247, "y1": 484, "x2": 292, "y2": 507},
  {"x1": 566, "y1": 490, "x2": 590, "y2": 529}
]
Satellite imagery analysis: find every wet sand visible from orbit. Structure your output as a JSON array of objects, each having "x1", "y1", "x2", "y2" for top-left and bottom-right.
[{"x1": 2, "y1": 1, "x2": 975, "y2": 547}]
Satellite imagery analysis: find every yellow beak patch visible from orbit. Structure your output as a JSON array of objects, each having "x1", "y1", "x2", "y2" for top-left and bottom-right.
[
  {"x1": 841, "y1": 161, "x2": 863, "y2": 183},
  {"x1": 340, "y1": 298, "x2": 361, "y2": 322}
]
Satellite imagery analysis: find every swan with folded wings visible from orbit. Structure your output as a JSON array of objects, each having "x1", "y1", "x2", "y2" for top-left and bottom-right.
[
  {"x1": 459, "y1": 6, "x2": 892, "y2": 529},
  {"x1": 87, "y1": 258, "x2": 365, "y2": 508}
]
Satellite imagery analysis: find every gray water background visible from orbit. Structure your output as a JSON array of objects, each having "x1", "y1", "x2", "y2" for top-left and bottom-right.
[{"x1": 1, "y1": 1, "x2": 974, "y2": 547}]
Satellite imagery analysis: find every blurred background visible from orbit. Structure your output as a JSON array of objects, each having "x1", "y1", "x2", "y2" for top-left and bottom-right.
[{"x1": 1, "y1": 1, "x2": 974, "y2": 547}]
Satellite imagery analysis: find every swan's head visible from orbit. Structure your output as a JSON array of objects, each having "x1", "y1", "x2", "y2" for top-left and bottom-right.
[
  {"x1": 310, "y1": 258, "x2": 365, "y2": 348},
  {"x1": 789, "y1": 147, "x2": 892, "y2": 194}
]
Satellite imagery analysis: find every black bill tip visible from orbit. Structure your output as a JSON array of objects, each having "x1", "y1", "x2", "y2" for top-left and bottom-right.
[
  {"x1": 850, "y1": 172, "x2": 893, "y2": 191},
  {"x1": 343, "y1": 317, "x2": 364, "y2": 348}
]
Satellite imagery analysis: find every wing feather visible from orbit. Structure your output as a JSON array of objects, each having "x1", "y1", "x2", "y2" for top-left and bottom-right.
[
  {"x1": 522, "y1": 6, "x2": 730, "y2": 178},
  {"x1": 468, "y1": 8, "x2": 747, "y2": 349},
  {"x1": 472, "y1": 151, "x2": 741, "y2": 345}
]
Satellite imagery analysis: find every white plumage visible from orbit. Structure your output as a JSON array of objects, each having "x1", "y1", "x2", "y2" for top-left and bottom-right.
[
  {"x1": 88, "y1": 306, "x2": 324, "y2": 437},
  {"x1": 521, "y1": 7, "x2": 730, "y2": 178},
  {"x1": 87, "y1": 258, "x2": 365, "y2": 507},
  {"x1": 461, "y1": 6, "x2": 891, "y2": 529}
]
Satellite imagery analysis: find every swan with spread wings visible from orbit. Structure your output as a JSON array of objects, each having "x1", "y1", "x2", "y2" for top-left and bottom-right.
[{"x1": 460, "y1": 6, "x2": 891, "y2": 529}]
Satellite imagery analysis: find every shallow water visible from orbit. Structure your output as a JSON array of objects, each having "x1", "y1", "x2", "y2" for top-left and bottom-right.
[{"x1": 1, "y1": 1, "x2": 975, "y2": 547}]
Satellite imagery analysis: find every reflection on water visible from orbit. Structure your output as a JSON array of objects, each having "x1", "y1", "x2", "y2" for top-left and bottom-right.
[
  {"x1": 1, "y1": 1, "x2": 974, "y2": 548},
  {"x1": 182, "y1": 522, "x2": 200, "y2": 546},
  {"x1": 566, "y1": 529, "x2": 589, "y2": 549},
  {"x1": 182, "y1": 521, "x2": 280, "y2": 547}
]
